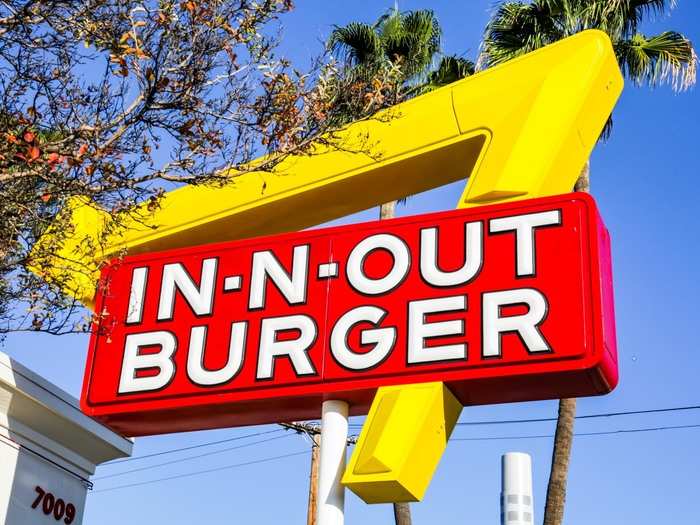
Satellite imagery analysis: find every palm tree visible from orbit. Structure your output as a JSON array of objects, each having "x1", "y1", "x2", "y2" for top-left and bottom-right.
[
  {"x1": 327, "y1": 8, "x2": 473, "y2": 525},
  {"x1": 328, "y1": 7, "x2": 474, "y2": 225},
  {"x1": 479, "y1": 2, "x2": 696, "y2": 524}
]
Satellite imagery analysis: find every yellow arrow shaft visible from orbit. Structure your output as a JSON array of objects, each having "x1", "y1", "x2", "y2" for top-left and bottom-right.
[
  {"x1": 341, "y1": 30, "x2": 622, "y2": 504},
  {"x1": 32, "y1": 30, "x2": 621, "y2": 309}
]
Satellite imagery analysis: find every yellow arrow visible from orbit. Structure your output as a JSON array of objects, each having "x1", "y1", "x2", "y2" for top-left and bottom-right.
[
  {"x1": 342, "y1": 30, "x2": 623, "y2": 504},
  {"x1": 31, "y1": 29, "x2": 621, "y2": 504},
  {"x1": 343, "y1": 383, "x2": 462, "y2": 503},
  {"x1": 31, "y1": 30, "x2": 621, "y2": 310}
]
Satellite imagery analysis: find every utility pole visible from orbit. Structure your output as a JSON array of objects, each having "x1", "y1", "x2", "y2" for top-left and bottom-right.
[
  {"x1": 307, "y1": 433, "x2": 320, "y2": 525},
  {"x1": 280, "y1": 421, "x2": 356, "y2": 525},
  {"x1": 285, "y1": 419, "x2": 413, "y2": 525}
]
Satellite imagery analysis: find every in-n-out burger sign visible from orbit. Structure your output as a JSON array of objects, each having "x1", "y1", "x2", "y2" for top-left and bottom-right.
[{"x1": 82, "y1": 194, "x2": 618, "y2": 436}]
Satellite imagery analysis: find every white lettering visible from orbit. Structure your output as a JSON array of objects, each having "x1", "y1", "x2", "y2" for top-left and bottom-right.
[
  {"x1": 407, "y1": 295, "x2": 467, "y2": 364},
  {"x1": 187, "y1": 324, "x2": 247, "y2": 386},
  {"x1": 157, "y1": 259, "x2": 218, "y2": 320},
  {"x1": 257, "y1": 315, "x2": 317, "y2": 379},
  {"x1": 118, "y1": 331, "x2": 177, "y2": 394},
  {"x1": 249, "y1": 246, "x2": 309, "y2": 309},
  {"x1": 420, "y1": 222, "x2": 483, "y2": 286},
  {"x1": 346, "y1": 234, "x2": 410, "y2": 295},
  {"x1": 482, "y1": 288, "x2": 550, "y2": 357},
  {"x1": 126, "y1": 267, "x2": 148, "y2": 324},
  {"x1": 330, "y1": 306, "x2": 396, "y2": 370},
  {"x1": 489, "y1": 210, "x2": 561, "y2": 277}
]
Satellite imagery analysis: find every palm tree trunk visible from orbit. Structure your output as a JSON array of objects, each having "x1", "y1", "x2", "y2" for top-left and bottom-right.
[
  {"x1": 574, "y1": 160, "x2": 590, "y2": 192},
  {"x1": 542, "y1": 397, "x2": 576, "y2": 525},
  {"x1": 379, "y1": 200, "x2": 397, "y2": 220},
  {"x1": 542, "y1": 160, "x2": 589, "y2": 525},
  {"x1": 393, "y1": 502, "x2": 413, "y2": 525},
  {"x1": 379, "y1": 199, "x2": 413, "y2": 525}
]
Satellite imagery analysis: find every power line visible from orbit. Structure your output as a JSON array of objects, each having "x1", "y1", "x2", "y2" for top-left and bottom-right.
[
  {"x1": 93, "y1": 451, "x2": 310, "y2": 493},
  {"x1": 455, "y1": 405, "x2": 700, "y2": 426},
  {"x1": 94, "y1": 434, "x2": 293, "y2": 480},
  {"x1": 104, "y1": 428, "x2": 283, "y2": 465},
  {"x1": 451, "y1": 422, "x2": 700, "y2": 442},
  {"x1": 348, "y1": 403, "x2": 700, "y2": 428},
  {"x1": 281, "y1": 421, "x2": 358, "y2": 445},
  {"x1": 92, "y1": 422, "x2": 700, "y2": 494},
  {"x1": 96, "y1": 404, "x2": 700, "y2": 482}
]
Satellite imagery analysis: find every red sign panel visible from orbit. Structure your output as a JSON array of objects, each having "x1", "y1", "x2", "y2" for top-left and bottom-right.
[{"x1": 82, "y1": 193, "x2": 618, "y2": 436}]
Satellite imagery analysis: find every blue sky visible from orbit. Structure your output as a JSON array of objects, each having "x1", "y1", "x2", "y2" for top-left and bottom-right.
[{"x1": 5, "y1": 1, "x2": 700, "y2": 524}]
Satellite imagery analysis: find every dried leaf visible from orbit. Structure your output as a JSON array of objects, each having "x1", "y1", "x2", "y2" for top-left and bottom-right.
[{"x1": 27, "y1": 146, "x2": 40, "y2": 161}]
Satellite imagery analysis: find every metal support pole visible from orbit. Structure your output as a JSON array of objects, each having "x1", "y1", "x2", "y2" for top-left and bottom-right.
[{"x1": 317, "y1": 400, "x2": 349, "y2": 525}]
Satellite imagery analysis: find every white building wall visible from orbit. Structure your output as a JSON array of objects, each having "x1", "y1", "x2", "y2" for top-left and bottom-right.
[
  {"x1": 1, "y1": 436, "x2": 88, "y2": 524},
  {"x1": 0, "y1": 352, "x2": 132, "y2": 524}
]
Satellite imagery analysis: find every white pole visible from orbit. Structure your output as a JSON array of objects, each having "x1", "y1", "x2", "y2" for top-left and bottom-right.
[
  {"x1": 501, "y1": 452, "x2": 534, "y2": 525},
  {"x1": 317, "y1": 400, "x2": 349, "y2": 525}
]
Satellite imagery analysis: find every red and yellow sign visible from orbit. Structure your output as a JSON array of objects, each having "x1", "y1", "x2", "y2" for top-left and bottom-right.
[
  {"x1": 82, "y1": 193, "x2": 617, "y2": 436},
  {"x1": 30, "y1": 29, "x2": 624, "y2": 504}
]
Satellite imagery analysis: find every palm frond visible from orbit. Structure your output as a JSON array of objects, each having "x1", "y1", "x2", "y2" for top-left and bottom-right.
[
  {"x1": 616, "y1": 31, "x2": 697, "y2": 91},
  {"x1": 428, "y1": 56, "x2": 475, "y2": 87},
  {"x1": 630, "y1": 0, "x2": 676, "y2": 18},
  {"x1": 582, "y1": 0, "x2": 676, "y2": 39},
  {"x1": 401, "y1": 10, "x2": 441, "y2": 57},
  {"x1": 328, "y1": 23, "x2": 383, "y2": 67},
  {"x1": 600, "y1": 113, "x2": 614, "y2": 142},
  {"x1": 480, "y1": 2, "x2": 564, "y2": 68},
  {"x1": 377, "y1": 9, "x2": 441, "y2": 78},
  {"x1": 375, "y1": 5, "x2": 402, "y2": 35},
  {"x1": 543, "y1": 0, "x2": 580, "y2": 33}
]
